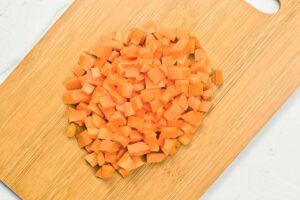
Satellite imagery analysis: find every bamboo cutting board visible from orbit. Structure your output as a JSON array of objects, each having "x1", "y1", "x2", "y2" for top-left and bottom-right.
[{"x1": 0, "y1": 0, "x2": 299, "y2": 199}]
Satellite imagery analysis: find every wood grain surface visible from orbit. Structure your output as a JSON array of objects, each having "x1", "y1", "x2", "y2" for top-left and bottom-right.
[{"x1": 0, "y1": 0, "x2": 299, "y2": 199}]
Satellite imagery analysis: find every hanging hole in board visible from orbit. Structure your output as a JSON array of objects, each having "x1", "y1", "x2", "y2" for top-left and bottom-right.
[{"x1": 245, "y1": 0, "x2": 280, "y2": 14}]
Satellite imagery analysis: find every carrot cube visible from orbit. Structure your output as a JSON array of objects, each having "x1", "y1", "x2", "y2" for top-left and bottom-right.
[
  {"x1": 214, "y1": 69, "x2": 223, "y2": 85},
  {"x1": 99, "y1": 94, "x2": 116, "y2": 108},
  {"x1": 147, "y1": 153, "x2": 166, "y2": 163},
  {"x1": 147, "y1": 66, "x2": 165, "y2": 84},
  {"x1": 188, "y1": 83, "x2": 203, "y2": 96},
  {"x1": 163, "y1": 103, "x2": 182, "y2": 121},
  {"x1": 127, "y1": 116, "x2": 144, "y2": 130},
  {"x1": 181, "y1": 111, "x2": 203, "y2": 127},
  {"x1": 127, "y1": 142, "x2": 150, "y2": 156},
  {"x1": 85, "y1": 152, "x2": 98, "y2": 167},
  {"x1": 78, "y1": 53, "x2": 96, "y2": 70},
  {"x1": 76, "y1": 130, "x2": 92, "y2": 148}
]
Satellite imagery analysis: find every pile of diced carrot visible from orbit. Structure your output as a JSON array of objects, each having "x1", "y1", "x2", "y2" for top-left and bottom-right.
[{"x1": 63, "y1": 22, "x2": 223, "y2": 179}]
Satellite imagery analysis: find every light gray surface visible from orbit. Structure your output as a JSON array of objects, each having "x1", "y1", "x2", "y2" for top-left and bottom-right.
[
  {"x1": 1, "y1": 1, "x2": 299, "y2": 200},
  {"x1": 202, "y1": 89, "x2": 300, "y2": 200}
]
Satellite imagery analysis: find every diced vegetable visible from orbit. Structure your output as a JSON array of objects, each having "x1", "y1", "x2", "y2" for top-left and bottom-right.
[{"x1": 63, "y1": 22, "x2": 223, "y2": 179}]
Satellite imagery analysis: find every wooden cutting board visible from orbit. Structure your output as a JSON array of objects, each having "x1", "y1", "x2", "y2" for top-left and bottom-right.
[{"x1": 0, "y1": 0, "x2": 299, "y2": 199}]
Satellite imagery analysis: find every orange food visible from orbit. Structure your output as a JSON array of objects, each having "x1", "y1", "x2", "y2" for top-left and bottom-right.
[
  {"x1": 127, "y1": 142, "x2": 150, "y2": 156},
  {"x1": 147, "y1": 153, "x2": 166, "y2": 163},
  {"x1": 85, "y1": 152, "x2": 98, "y2": 167},
  {"x1": 214, "y1": 69, "x2": 223, "y2": 85},
  {"x1": 64, "y1": 78, "x2": 81, "y2": 90},
  {"x1": 63, "y1": 22, "x2": 223, "y2": 179}
]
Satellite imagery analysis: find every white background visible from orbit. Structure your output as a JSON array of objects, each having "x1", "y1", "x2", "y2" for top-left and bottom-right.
[{"x1": 1, "y1": 1, "x2": 299, "y2": 200}]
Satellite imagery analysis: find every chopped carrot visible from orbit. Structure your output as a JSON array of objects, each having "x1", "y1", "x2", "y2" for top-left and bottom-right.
[
  {"x1": 124, "y1": 102, "x2": 135, "y2": 117},
  {"x1": 65, "y1": 123, "x2": 77, "y2": 138},
  {"x1": 181, "y1": 111, "x2": 203, "y2": 127},
  {"x1": 104, "y1": 152, "x2": 118, "y2": 163},
  {"x1": 134, "y1": 83, "x2": 144, "y2": 91},
  {"x1": 63, "y1": 91, "x2": 90, "y2": 104},
  {"x1": 139, "y1": 47, "x2": 153, "y2": 59},
  {"x1": 160, "y1": 127, "x2": 178, "y2": 139},
  {"x1": 108, "y1": 50, "x2": 119, "y2": 62},
  {"x1": 178, "y1": 132, "x2": 193, "y2": 145},
  {"x1": 63, "y1": 22, "x2": 223, "y2": 179},
  {"x1": 176, "y1": 94, "x2": 188, "y2": 111},
  {"x1": 65, "y1": 78, "x2": 81, "y2": 90},
  {"x1": 118, "y1": 168, "x2": 131, "y2": 178},
  {"x1": 76, "y1": 130, "x2": 92, "y2": 148},
  {"x1": 147, "y1": 153, "x2": 165, "y2": 163},
  {"x1": 85, "y1": 143, "x2": 93, "y2": 153},
  {"x1": 162, "y1": 139, "x2": 177, "y2": 155},
  {"x1": 87, "y1": 103, "x2": 102, "y2": 117},
  {"x1": 140, "y1": 64, "x2": 152, "y2": 73},
  {"x1": 78, "y1": 53, "x2": 96, "y2": 70},
  {"x1": 91, "y1": 67, "x2": 101, "y2": 79},
  {"x1": 91, "y1": 113, "x2": 106, "y2": 128},
  {"x1": 168, "y1": 67, "x2": 190, "y2": 80},
  {"x1": 128, "y1": 142, "x2": 150, "y2": 156},
  {"x1": 109, "y1": 111, "x2": 127, "y2": 127},
  {"x1": 132, "y1": 156, "x2": 145, "y2": 169},
  {"x1": 90, "y1": 139, "x2": 101, "y2": 153},
  {"x1": 68, "y1": 108, "x2": 87, "y2": 122},
  {"x1": 125, "y1": 67, "x2": 139, "y2": 78},
  {"x1": 202, "y1": 88, "x2": 213, "y2": 100},
  {"x1": 199, "y1": 101, "x2": 212, "y2": 113},
  {"x1": 81, "y1": 83, "x2": 95, "y2": 95},
  {"x1": 158, "y1": 27, "x2": 176, "y2": 41},
  {"x1": 73, "y1": 65, "x2": 85, "y2": 77},
  {"x1": 119, "y1": 126, "x2": 132, "y2": 137},
  {"x1": 188, "y1": 83, "x2": 203, "y2": 96},
  {"x1": 91, "y1": 45, "x2": 112, "y2": 59},
  {"x1": 117, "y1": 82, "x2": 134, "y2": 98},
  {"x1": 214, "y1": 69, "x2": 223, "y2": 85},
  {"x1": 188, "y1": 96, "x2": 201, "y2": 111},
  {"x1": 163, "y1": 103, "x2": 182, "y2": 121},
  {"x1": 129, "y1": 130, "x2": 143, "y2": 143},
  {"x1": 145, "y1": 77, "x2": 165, "y2": 89},
  {"x1": 140, "y1": 89, "x2": 161, "y2": 102},
  {"x1": 101, "y1": 107, "x2": 116, "y2": 120},
  {"x1": 130, "y1": 96, "x2": 143, "y2": 111},
  {"x1": 107, "y1": 73, "x2": 119, "y2": 86},
  {"x1": 127, "y1": 116, "x2": 144, "y2": 130},
  {"x1": 116, "y1": 148, "x2": 127, "y2": 160},
  {"x1": 112, "y1": 133, "x2": 129, "y2": 147},
  {"x1": 121, "y1": 45, "x2": 140, "y2": 58},
  {"x1": 131, "y1": 28, "x2": 147, "y2": 45},
  {"x1": 99, "y1": 140, "x2": 119, "y2": 153},
  {"x1": 97, "y1": 152, "x2": 105, "y2": 166},
  {"x1": 194, "y1": 48, "x2": 207, "y2": 62},
  {"x1": 87, "y1": 128, "x2": 98, "y2": 139},
  {"x1": 117, "y1": 152, "x2": 136, "y2": 171},
  {"x1": 147, "y1": 66, "x2": 165, "y2": 84},
  {"x1": 85, "y1": 152, "x2": 98, "y2": 167},
  {"x1": 96, "y1": 164, "x2": 115, "y2": 179},
  {"x1": 144, "y1": 133, "x2": 160, "y2": 152},
  {"x1": 103, "y1": 40, "x2": 124, "y2": 50},
  {"x1": 180, "y1": 122, "x2": 196, "y2": 134},
  {"x1": 109, "y1": 89, "x2": 127, "y2": 105},
  {"x1": 175, "y1": 80, "x2": 189, "y2": 94},
  {"x1": 98, "y1": 127, "x2": 112, "y2": 140},
  {"x1": 99, "y1": 94, "x2": 116, "y2": 108},
  {"x1": 100, "y1": 62, "x2": 113, "y2": 77}
]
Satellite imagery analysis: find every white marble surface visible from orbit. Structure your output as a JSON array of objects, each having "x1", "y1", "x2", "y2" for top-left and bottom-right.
[{"x1": 1, "y1": 1, "x2": 299, "y2": 200}]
